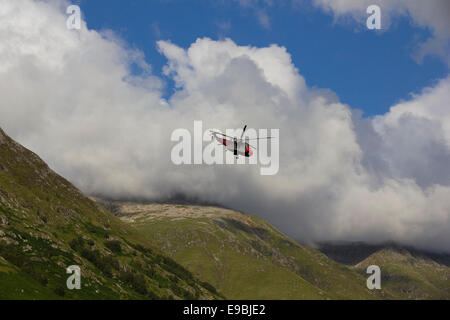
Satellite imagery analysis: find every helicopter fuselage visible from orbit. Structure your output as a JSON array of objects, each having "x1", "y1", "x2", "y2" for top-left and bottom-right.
[{"x1": 216, "y1": 136, "x2": 253, "y2": 157}]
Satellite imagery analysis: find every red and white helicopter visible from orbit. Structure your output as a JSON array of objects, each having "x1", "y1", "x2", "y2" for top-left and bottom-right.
[{"x1": 209, "y1": 125, "x2": 273, "y2": 158}]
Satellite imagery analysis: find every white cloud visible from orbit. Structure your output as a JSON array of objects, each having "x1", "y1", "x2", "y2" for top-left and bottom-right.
[
  {"x1": 1, "y1": 0, "x2": 449, "y2": 253},
  {"x1": 374, "y1": 77, "x2": 450, "y2": 146}
]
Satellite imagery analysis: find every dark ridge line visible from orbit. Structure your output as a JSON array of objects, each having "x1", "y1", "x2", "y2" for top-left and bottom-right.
[{"x1": 317, "y1": 241, "x2": 450, "y2": 267}]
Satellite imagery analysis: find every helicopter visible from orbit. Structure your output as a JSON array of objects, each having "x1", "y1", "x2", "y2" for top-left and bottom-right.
[{"x1": 209, "y1": 125, "x2": 273, "y2": 158}]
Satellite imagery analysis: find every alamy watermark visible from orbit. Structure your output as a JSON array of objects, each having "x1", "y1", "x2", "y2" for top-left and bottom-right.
[
  {"x1": 171, "y1": 121, "x2": 279, "y2": 175},
  {"x1": 366, "y1": 265, "x2": 381, "y2": 290},
  {"x1": 367, "y1": 5, "x2": 381, "y2": 30},
  {"x1": 66, "y1": 265, "x2": 81, "y2": 290},
  {"x1": 66, "y1": 5, "x2": 81, "y2": 30}
]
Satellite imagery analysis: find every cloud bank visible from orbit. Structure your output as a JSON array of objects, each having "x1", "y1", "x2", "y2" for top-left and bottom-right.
[{"x1": 0, "y1": 0, "x2": 449, "y2": 253}]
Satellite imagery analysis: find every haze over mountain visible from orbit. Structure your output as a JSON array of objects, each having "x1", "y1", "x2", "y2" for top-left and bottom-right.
[{"x1": 0, "y1": 0, "x2": 449, "y2": 254}]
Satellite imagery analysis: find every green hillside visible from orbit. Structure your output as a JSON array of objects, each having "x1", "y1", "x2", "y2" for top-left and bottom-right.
[
  {"x1": 354, "y1": 247, "x2": 450, "y2": 299},
  {"x1": 0, "y1": 128, "x2": 219, "y2": 300},
  {"x1": 112, "y1": 201, "x2": 383, "y2": 299}
]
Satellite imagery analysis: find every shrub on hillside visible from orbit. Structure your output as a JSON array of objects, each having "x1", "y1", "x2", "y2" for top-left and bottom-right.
[
  {"x1": 104, "y1": 240, "x2": 122, "y2": 253},
  {"x1": 119, "y1": 270, "x2": 148, "y2": 295}
]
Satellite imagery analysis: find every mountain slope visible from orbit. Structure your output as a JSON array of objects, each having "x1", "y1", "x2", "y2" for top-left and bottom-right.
[
  {"x1": 320, "y1": 242, "x2": 450, "y2": 299},
  {"x1": 111, "y1": 201, "x2": 383, "y2": 299},
  {"x1": 0, "y1": 128, "x2": 219, "y2": 299},
  {"x1": 354, "y1": 247, "x2": 450, "y2": 299}
]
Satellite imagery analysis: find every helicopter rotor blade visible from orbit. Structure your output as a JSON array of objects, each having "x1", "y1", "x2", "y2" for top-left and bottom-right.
[
  {"x1": 243, "y1": 137, "x2": 274, "y2": 141},
  {"x1": 209, "y1": 130, "x2": 235, "y2": 140},
  {"x1": 240, "y1": 125, "x2": 247, "y2": 140}
]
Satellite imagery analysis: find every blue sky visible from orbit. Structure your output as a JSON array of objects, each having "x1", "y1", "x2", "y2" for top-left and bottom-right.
[{"x1": 78, "y1": 0, "x2": 447, "y2": 117}]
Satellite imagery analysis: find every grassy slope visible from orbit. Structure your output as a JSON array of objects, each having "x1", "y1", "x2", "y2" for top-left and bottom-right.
[
  {"x1": 0, "y1": 128, "x2": 219, "y2": 300},
  {"x1": 115, "y1": 202, "x2": 382, "y2": 299},
  {"x1": 354, "y1": 248, "x2": 450, "y2": 299},
  {"x1": 0, "y1": 258, "x2": 60, "y2": 299}
]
